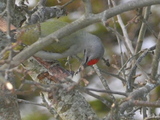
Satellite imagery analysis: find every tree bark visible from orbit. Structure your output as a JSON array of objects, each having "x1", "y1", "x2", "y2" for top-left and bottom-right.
[
  {"x1": 0, "y1": 73, "x2": 21, "y2": 120},
  {"x1": 23, "y1": 57, "x2": 99, "y2": 120},
  {"x1": 0, "y1": 1, "x2": 22, "y2": 120}
]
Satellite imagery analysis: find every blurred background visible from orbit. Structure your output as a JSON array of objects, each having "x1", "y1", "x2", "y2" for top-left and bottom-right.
[{"x1": 14, "y1": 0, "x2": 160, "y2": 120}]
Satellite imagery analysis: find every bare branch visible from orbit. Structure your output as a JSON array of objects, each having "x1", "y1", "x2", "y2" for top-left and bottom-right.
[
  {"x1": 127, "y1": 45, "x2": 156, "y2": 92},
  {"x1": 150, "y1": 33, "x2": 160, "y2": 82},
  {"x1": 101, "y1": 0, "x2": 160, "y2": 23},
  {"x1": 83, "y1": 89, "x2": 112, "y2": 107},
  {"x1": 85, "y1": 88, "x2": 127, "y2": 96},
  {"x1": 82, "y1": 0, "x2": 92, "y2": 15},
  {"x1": 38, "y1": 0, "x2": 47, "y2": 6},
  {"x1": 61, "y1": 0, "x2": 77, "y2": 8},
  {"x1": 120, "y1": 75, "x2": 160, "y2": 114},
  {"x1": 144, "y1": 116, "x2": 160, "y2": 120},
  {"x1": 18, "y1": 99, "x2": 46, "y2": 107},
  {"x1": 100, "y1": 69, "x2": 126, "y2": 82},
  {"x1": 135, "y1": 6, "x2": 151, "y2": 53},
  {"x1": 93, "y1": 64, "x2": 115, "y2": 101},
  {"x1": 111, "y1": 0, "x2": 134, "y2": 55},
  {"x1": 131, "y1": 100, "x2": 160, "y2": 107}
]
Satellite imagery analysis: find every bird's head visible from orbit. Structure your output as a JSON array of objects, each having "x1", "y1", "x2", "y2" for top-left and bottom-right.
[{"x1": 82, "y1": 39, "x2": 104, "y2": 67}]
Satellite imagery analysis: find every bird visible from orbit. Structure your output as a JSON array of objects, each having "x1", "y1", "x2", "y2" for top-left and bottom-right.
[{"x1": 15, "y1": 19, "x2": 104, "y2": 70}]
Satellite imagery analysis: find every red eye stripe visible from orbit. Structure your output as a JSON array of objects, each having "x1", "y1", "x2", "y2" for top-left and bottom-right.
[{"x1": 87, "y1": 59, "x2": 99, "y2": 66}]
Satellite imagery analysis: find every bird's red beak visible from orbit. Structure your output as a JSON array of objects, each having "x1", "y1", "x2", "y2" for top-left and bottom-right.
[{"x1": 86, "y1": 59, "x2": 99, "y2": 66}]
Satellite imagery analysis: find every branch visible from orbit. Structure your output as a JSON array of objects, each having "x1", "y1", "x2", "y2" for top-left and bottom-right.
[
  {"x1": 126, "y1": 45, "x2": 156, "y2": 92},
  {"x1": 26, "y1": 5, "x2": 66, "y2": 24},
  {"x1": 130, "y1": 100, "x2": 160, "y2": 108},
  {"x1": 18, "y1": 99, "x2": 46, "y2": 107},
  {"x1": 120, "y1": 75, "x2": 160, "y2": 114},
  {"x1": 144, "y1": 116, "x2": 160, "y2": 120},
  {"x1": 93, "y1": 64, "x2": 115, "y2": 101},
  {"x1": 83, "y1": 89, "x2": 112, "y2": 107},
  {"x1": 82, "y1": 0, "x2": 92, "y2": 15},
  {"x1": 111, "y1": 0, "x2": 134, "y2": 55},
  {"x1": 101, "y1": 0, "x2": 160, "y2": 23},
  {"x1": 61, "y1": 0, "x2": 77, "y2": 8},
  {"x1": 100, "y1": 69, "x2": 126, "y2": 82},
  {"x1": 135, "y1": 6, "x2": 151, "y2": 53},
  {"x1": 86, "y1": 88, "x2": 127, "y2": 96},
  {"x1": 150, "y1": 33, "x2": 160, "y2": 82}
]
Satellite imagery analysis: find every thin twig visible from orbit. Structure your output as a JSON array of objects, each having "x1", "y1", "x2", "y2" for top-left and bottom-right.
[
  {"x1": 85, "y1": 88, "x2": 127, "y2": 96},
  {"x1": 4, "y1": 0, "x2": 13, "y2": 82},
  {"x1": 144, "y1": 116, "x2": 160, "y2": 120},
  {"x1": 82, "y1": 0, "x2": 92, "y2": 15},
  {"x1": 22, "y1": 80, "x2": 52, "y2": 92},
  {"x1": 41, "y1": 93, "x2": 57, "y2": 115},
  {"x1": 83, "y1": 88, "x2": 112, "y2": 107},
  {"x1": 141, "y1": 17, "x2": 158, "y2": 39},
  {"x1": 150, "y1": 33, "x2": 160, "y2": 82},
  {"x1": 38, "y1": 0, "x2": 47, "y2": 6},
  {"x1": 108, "y1": 0, "x2": 126, "y2": 80},
  {"x1": 126, "y1": 45, "x2": 156, "y2": 92},
  {"x1": 61, "y1": 0, "x2": 77, "y2": 8},
  {"x1": 135, "y1": 6, "x2": 151, "y2": 54},
  {"x1": 131, "y1": 100, "x2": 160, "y2": 107},
  {"x1": 6, "y1": 0, "x2": 11, "y2": 39},
  {"x1": 117, "y1": 49, "x2": 145, "y2": 75},
  {"x1": 93, "y1": 65, "x2": 115, "y2": 101},
  {"x1": 111, "y1": 0, "x2": 134, "y2": 55},
  {"x1": 18, "y1": 99, "x2": 46, "y2": 107},
  {"x1": 125, "y1": 107, "x2": 141, "y2": 116},
  {"x1": 100, "y1": 69, "x2": 126, "y2": 82},
  {"x1": 0, "y1": 45, "x2": 12, "y2": 59}
]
